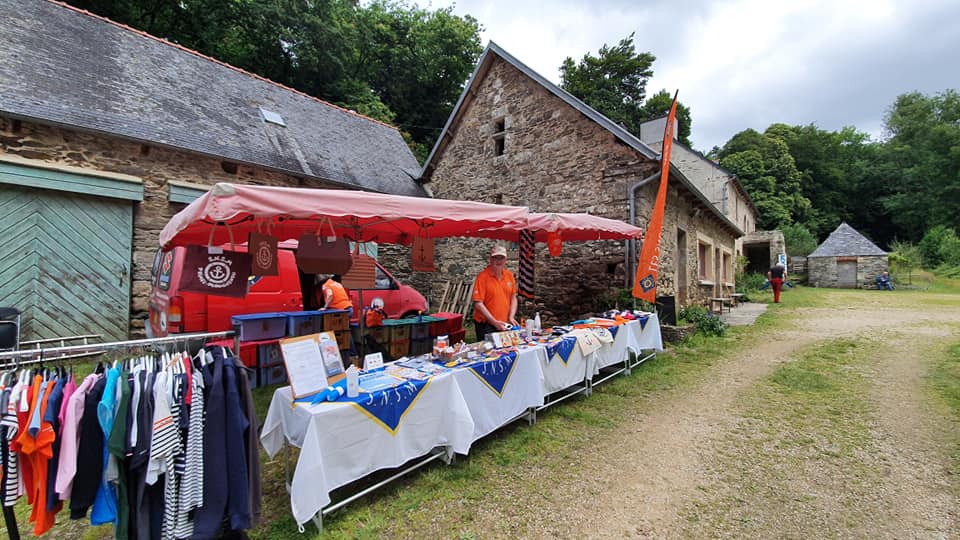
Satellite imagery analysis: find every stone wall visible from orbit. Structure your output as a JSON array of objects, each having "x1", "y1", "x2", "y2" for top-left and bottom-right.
[
  {"x1": 1, "y1": 117, "x2": 335, "y2": 336},
  {"x1": 414, "y1": 58, "x2": 738, "y2": 326},
  {"x1": 808, "y1": 255, "x2": 888, "y2": 288}
]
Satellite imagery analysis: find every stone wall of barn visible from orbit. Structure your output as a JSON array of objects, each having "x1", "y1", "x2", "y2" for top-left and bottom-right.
[{"x1": 1, "y1": 117, "x2": 334, "y2": 336}]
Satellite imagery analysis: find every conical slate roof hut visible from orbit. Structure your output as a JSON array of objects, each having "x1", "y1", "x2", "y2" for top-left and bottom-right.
[{"x1": 808, "y1": 223, "x2": 888, "y2": 288}]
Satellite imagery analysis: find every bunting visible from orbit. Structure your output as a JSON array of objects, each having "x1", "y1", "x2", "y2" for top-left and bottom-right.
[
  {"x1": 518, "y1": 229, "x2": 535, "y2": 299},
  {"x1": 633, "y1": 91, "x2": 679, "y2": 302}
]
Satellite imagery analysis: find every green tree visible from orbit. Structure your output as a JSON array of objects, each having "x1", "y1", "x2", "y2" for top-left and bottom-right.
[
  {"x1": 718, "y1": 129, "x2": 811, "y2": 229},
  {"x1": 637, "y1": 89, "x2": 692, "y2": 146},
  {"x1": 780, "y1": 223, "x2": 818, "y2": 257},
  {"x1": 888, "y1": 239, "x2": 921, "y2": 284},
  {"x1": 559, "y1": 33, "x2": 655, "y2": 136},
  {"x1": 919, "y1": 225, "x2": 958, "y2": 267},
  {"x1": 880, "y1": 90, "x2": 960, "y2": 239},
  {"x1": 352, "y1": 1, "x2": 483, "y2": 156}
]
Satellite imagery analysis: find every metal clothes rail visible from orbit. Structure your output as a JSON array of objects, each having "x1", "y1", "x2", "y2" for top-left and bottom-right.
[{"x1": 0, "y1": 330, "x2": 235, "y2": 368}]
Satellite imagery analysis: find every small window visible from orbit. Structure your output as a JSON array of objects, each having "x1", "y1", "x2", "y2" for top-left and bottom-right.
[
  {"x1": 492, "y1": 117, "x2": 506, "y2": 156},
  {"x1": 698, "y1": 243, "x2": 711, "y2": 280}
]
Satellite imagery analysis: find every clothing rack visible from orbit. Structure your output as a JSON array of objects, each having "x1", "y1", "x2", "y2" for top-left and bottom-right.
[{"x1": 0, "y1": 331, "x2": 235, "y2": 368}]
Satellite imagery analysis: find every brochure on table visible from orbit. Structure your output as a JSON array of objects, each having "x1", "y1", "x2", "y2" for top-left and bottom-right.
[{"x1": 280, "y1": 332, "x2": 346, "y2": 399}]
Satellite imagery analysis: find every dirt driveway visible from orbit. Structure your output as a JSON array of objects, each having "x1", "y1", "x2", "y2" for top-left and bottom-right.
[{"x1": 459, "y1": 290, "x2": 960, "y2": 539}]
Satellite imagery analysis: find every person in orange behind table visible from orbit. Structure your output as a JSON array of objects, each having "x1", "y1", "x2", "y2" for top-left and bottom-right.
[
  {"x1": 472, "y1": 245, "x2": 519, "y2": 339},
  {"x1": 317, "y1": 274, "x2": 354, "y2": 316}
]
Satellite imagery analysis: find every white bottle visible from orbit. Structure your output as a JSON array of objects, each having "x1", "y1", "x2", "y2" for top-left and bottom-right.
[
  {"x1": 346, "y1": 365, "x2": 359, "y2": 398},
  {"x1": 534, "y1": 312, "x2": 542, "y2": 332}
]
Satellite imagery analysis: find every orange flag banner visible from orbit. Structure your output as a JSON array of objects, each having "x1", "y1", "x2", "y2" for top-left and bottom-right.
[{"x1": 633, "y1": 91, "x2": 679, "y2": 302}]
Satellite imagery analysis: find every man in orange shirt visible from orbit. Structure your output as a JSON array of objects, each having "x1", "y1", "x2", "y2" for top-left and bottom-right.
[
  {"x1": 319, "y1": 274, "x2": 354, "y2": 316},
  {"x1": 472, "y1": 245, "x2": 518, "y2": 340}
]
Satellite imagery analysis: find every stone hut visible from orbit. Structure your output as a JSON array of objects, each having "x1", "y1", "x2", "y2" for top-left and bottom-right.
[
  {"x1": 808, "y1": 223, "x2": 888, "y2": 288},
  {"x1": 415, "y1": 42, "x2": 742, "y2": 325},
  {"x1": 0, "y1": 0, "x2": 423, "y2": 341}
]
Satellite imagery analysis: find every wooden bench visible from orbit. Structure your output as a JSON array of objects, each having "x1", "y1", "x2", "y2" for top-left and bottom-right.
[
  {"x1": 729, "y1": 293, "x2": 745, "y2": 307},
  {"x1": 709, "y1": 297, "x2": 733, "y2": 314}
]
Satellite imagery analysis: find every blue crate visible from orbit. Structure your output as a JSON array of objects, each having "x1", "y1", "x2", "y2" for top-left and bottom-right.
[
  {"x1": 232, "y1": 313, "x2": 289, "y2": 341},
  {"x1": 286, "y1": 310, "x2": 326, "y2": 337}
]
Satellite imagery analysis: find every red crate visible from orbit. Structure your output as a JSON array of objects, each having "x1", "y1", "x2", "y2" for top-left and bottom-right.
[
  {"x1": 449, "y1": 328, "x2": 466, "y2": 345},
  {"x1": 430, "y1": 312, "x2": 464, "y2": 336}
]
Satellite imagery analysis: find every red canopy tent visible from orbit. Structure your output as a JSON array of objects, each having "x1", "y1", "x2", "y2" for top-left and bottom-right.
[
  {"x1": 480, "y1": 212, "x2": 643, "y2": 242},
  {"x1": 159, "y1": 183, "x2": 529, "y2": 249}
]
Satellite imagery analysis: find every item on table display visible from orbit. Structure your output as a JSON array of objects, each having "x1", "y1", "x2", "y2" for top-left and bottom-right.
[
  {"x1": 534, "y1": 312, "x2": 542, "y2": 332},
  {"x1": 358, "y1": 372, "x2": 403, "y2": 392},
  {"x1": 433, "y1": 335, "x2": 449, "y2": 356},
  {"x1": 310, "y1": 384, "x2": 345, "y2": 404},
  {"x1": 525, "y1": 319, "x2": 535, "y2": 336},
  {"x1": 363, "y1": 352, "x2": 384, "y2": 371},
  {"x1": 317, "y1": 331, "x2": 346, "y2": 379},
  {"x1": 280, "y1": 334, "x2": 329, "y2": 399},
  {"x1": 346, "y1": 365, "x2": 359, "y2": 397}
]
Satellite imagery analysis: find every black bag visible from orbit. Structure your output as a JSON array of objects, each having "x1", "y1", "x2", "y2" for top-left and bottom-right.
[{"x1": 295, "y1": 219, "x2": 353, "y2": 275}]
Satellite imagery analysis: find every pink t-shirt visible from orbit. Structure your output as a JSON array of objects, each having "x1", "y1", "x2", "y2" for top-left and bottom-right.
[{"x1": 54, "y1": 373, "x2": 100, "y2": 499}]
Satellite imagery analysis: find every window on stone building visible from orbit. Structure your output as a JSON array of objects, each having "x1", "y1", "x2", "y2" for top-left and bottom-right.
[
  {"x1": 698, "y1": 242, "x2": 711, "y2": 280},
  {"x1": 722, "y1": 252, "x2": 730, "y2": 281},
  {"x1": 492, "y1": 117, "x2": 506, "y2": 156}
]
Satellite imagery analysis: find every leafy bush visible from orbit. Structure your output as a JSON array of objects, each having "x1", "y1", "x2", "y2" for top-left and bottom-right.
[
  {"x1": 735, "y1": 272, "x2": 768, "y2": 301},
  {"x1": 678, "y1": 305, "x2": 726, "y2": 337},
  {"x1": 781, "y1": 223, "x2": 818, "y2": 257},
  {"x1": 889, "y1": 239, "x2": 921, "y2": 284},
  {"x1": 919, "y1": 225, "x2": 959, "y2": 268}
]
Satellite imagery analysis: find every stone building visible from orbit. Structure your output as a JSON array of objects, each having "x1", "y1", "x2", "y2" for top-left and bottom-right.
[
  {"x1": 808, "y1": 223, "x2": 888, "y2": 288},
  {"x1": 417, "y1": 42, "x2": 742, "y2": 324},
  {"x1": 0, "y1": 0, "x2": 423, "y2": 341},
  {"x1": 639, "y1": 117, "x2": 789, "y2": 277}
]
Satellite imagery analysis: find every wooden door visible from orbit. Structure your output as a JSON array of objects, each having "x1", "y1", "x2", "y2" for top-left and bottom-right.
[
  {"x1": 837, "y1": 261, "x2": 857, "y2": 288},
  {"x1": 0, "y1": 184, "x2": 132, "y2": 341}
]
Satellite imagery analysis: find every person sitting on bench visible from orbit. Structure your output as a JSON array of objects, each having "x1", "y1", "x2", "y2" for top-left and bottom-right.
[{"x1": 876, "y1": 271, "x2": 894, "y2": 290}]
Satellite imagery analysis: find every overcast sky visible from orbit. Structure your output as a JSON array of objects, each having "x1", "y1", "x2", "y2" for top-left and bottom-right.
[{"x1": 427, "y1": 0, "x2": 959, "y2": 152}]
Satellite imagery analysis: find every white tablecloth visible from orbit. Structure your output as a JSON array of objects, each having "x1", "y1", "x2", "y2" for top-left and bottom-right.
[
  {"x1": 591, "y1": 315, "x2": 664, "y2": 374},
  {"x1": 449, "y1": 350, "x2": 545, "y2": 441},
  {"x1": 260, "y1": 371, "x2": 474, "y2": 527},
  {"x1": 534, "y1": 340, "x2": 590, "y2": 395}
]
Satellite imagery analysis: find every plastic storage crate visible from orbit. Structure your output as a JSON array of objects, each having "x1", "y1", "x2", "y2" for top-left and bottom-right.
[
  {"x1": 388, "y1": 339, "x2": 410, "y2": 359},
  {"x1": 232, "y1": 313, "x2": 289, "y2": 341},
  {"x1": 286, "y1": 311, "x2": 326, "y2": 337},
  {"x1": 409, "y1": 337, "x2": 432, "y2": 356}
]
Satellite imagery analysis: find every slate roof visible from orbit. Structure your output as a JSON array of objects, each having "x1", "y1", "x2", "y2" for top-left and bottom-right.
[
  {"x1": 809, "y1": 222, "x2": 887, "y2": 257},
  {"x1": 420, "y1": 41, "x2": 742, "y2": 236},
  {"x1": 0, "y1": 0, "x2": 425, "y2": 197}
]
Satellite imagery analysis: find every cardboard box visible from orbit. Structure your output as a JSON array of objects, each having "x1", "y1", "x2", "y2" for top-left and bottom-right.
[
  {"x1": 323, "y1": 310, "x2": 350, "y2": 331},
  {"x1": 335, "y1": 330, "x2": 351, "y2": 351}
]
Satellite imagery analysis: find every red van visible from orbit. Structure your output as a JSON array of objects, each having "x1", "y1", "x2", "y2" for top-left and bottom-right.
[{"x1": 146, "y1": 246, "x2": 428, "y2": 338}]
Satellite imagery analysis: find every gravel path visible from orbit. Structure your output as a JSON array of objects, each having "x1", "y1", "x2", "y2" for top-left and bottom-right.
[{"x1": 463, "y1": 297, "x2": 960, "y2": 538}]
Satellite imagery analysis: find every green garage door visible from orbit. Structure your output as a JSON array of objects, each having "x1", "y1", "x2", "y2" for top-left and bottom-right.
[{"x1": 0, "y1": 184, "x2": 134, "y2": 342}]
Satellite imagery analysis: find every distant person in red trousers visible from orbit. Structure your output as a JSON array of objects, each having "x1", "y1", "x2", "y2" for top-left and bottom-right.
[{"x1": 767, "y1": 262, "x2": 787, "y2": 303}]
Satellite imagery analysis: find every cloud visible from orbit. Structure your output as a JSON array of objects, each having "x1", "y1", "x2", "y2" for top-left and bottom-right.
[{"x1": 429, "y1": 0, "x2": 960, "y2": 150}]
